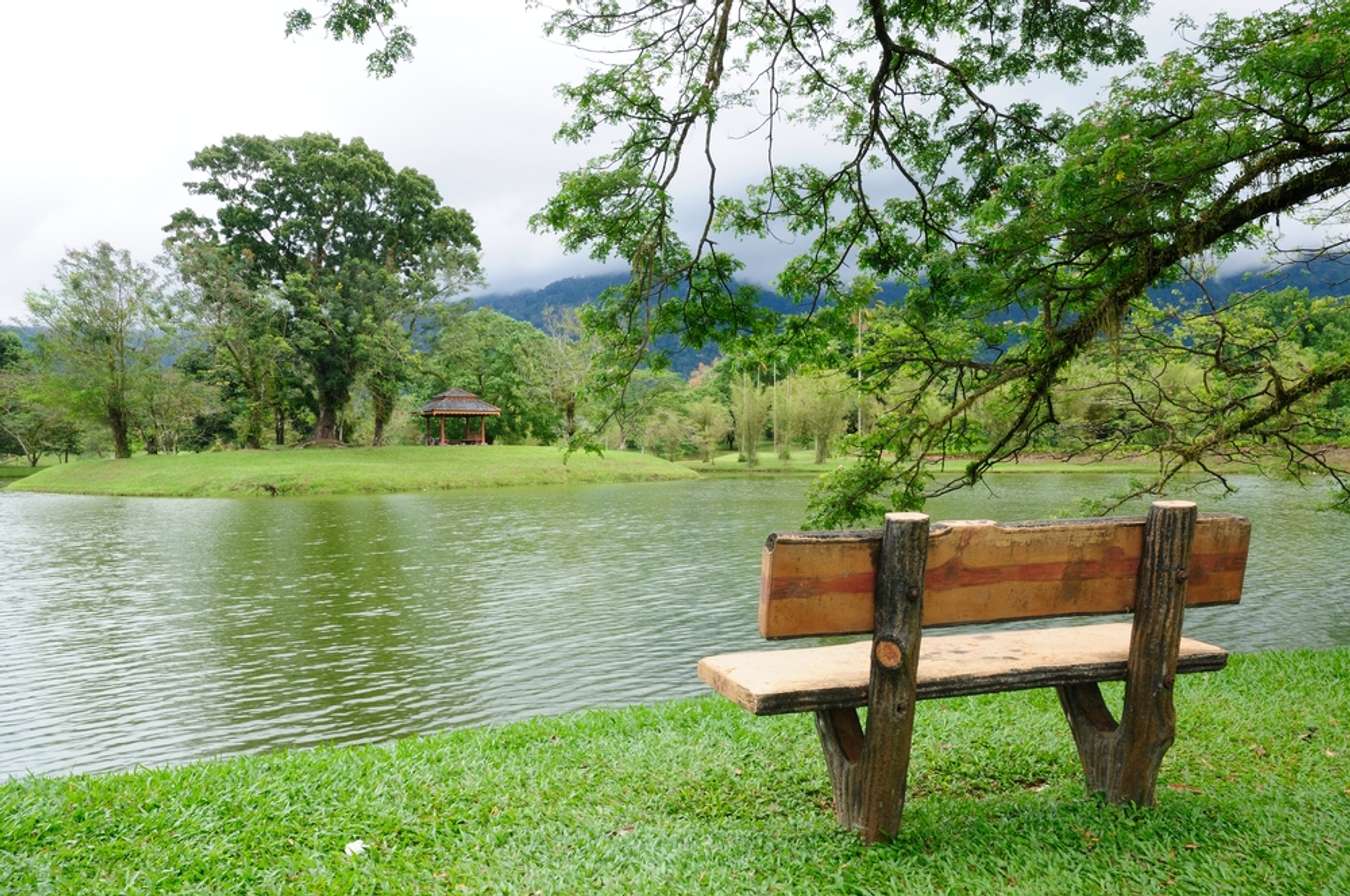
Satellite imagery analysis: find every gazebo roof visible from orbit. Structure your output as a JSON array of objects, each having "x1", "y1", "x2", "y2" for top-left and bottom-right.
[{"x1": 420, "y1": 388, "x2": 501, "y2": 417}]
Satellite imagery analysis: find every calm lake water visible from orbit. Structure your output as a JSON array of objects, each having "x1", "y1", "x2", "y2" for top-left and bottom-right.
[{"x1": 1, "y1": 473, "x2": 1347, "y2": 778}]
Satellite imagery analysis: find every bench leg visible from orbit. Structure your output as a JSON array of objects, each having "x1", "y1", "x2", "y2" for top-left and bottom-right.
[
  {"x1": 815, "y1": 707, "x2": 863, "y2": 825},
  {"x1": 1058, "y1": 500, "x2": 1196, "y2": 806},
  {"x1": 814, "y1": 512, "x2": 928, "y2": 844}
]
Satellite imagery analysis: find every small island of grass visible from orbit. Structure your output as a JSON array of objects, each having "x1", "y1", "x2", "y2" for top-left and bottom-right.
[{"x1": 6, "y1": 445, "x2": 698, "y2": 499}]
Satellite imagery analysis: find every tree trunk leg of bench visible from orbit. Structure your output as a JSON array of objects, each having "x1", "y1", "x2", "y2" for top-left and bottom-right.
[
  {"x1": 1112, "y1": 500, "x2": 1195, "y2": 805},
  {"x1": 814, "y1": 513, "x2": 928, "y2": 843},
  {"x1": 1058, "y1": 500, "x2": 1196, "y2": 806},
  {"x1": 1057, "y1": 681, "x2": 1118, "y2": 796},
  {"x1": 815, "y1": 707, "x2": 862, "y2": 826}
]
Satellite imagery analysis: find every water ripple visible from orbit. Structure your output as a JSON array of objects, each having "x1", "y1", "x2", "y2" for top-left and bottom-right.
[{"x1": 1, "y1": 475, "x2": 1346, "y2": 778}]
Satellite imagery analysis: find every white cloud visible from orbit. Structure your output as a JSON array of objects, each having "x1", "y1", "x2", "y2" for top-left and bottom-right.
[{"x1": 0, "y1": 1, "x2": 1281, "y2": 319}]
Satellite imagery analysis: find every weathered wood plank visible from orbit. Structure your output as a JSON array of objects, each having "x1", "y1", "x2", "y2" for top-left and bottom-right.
[
  {"x1": 697, "y1": 622, "x2": 1228, "y2": 716},
  {"x1": 758, "y1": 513, "x2": 1249, "y2": 638}
]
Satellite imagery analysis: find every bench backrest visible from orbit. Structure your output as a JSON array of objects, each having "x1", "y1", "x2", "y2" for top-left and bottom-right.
[{"x1": 759, "y1": 513, "x2": 1250, "y2": 639}]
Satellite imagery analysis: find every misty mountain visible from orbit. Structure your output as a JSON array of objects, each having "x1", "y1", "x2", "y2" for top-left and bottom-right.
[{"x1": 471, "y1": 259, "x2": 1350, "y2": 374}]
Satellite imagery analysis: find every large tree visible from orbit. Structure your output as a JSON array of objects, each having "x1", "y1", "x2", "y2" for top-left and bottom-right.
[
  {"x1": 297, "y1": 1, "x2": 1350, "y2": 520},
  {"x1": 25, "y1": 243, "x2": 168, "y2": 459},
  {"x1": 168, "y1": 133, "x2": 481, "y2": 443}
]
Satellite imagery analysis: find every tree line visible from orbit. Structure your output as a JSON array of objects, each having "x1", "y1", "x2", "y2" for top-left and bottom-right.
[{"x1": 287, "y1": 0, "x2": 1350, "y2": 521}]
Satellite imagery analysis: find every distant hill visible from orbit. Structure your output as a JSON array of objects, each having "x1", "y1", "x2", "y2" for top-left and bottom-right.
[
  {"x1": 0, "y1": 325, "x2": 39, "y2": 349},
  {"x1": 472, "y1": 259, "x2": 1350, "y2": 374},
  {"x1": 471, "y1": 273, "x2": 907, "y2": 373}
]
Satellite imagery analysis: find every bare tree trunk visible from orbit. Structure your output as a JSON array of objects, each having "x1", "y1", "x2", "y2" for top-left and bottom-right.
[
  {"x1": 242, "y1": 401, "x2": 264, "y2": 450},
  {"x1": 109, "y1": 407, "x2": 131, "y2": 459},
  {"x1": 312, "y1": 405, "x2": 339, "y2": 442}
]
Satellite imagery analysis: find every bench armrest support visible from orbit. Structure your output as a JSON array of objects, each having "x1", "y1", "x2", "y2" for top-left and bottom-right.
[
  {"x1": 816, "y1": 511, "x2": 929, "y2": 843},
  {"x1": 1060, "y1": 500, "x2": 1198, "y2": 804}
]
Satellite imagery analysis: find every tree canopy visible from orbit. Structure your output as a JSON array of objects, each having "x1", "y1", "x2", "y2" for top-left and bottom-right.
[
  {"x1": 297, "y1": 0, "x2": 1350, "y2": 521},
  {"x1": 25, "y1": 243, "x2": 169, "y2": 459},
  {"x1": 167, "y1": 132, "x2": 481, "y2": 442}
]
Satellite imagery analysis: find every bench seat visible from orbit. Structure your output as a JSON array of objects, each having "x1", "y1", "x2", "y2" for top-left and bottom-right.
[{"x1": 698, "y1": 622, "x2": 1228, "y2": 716}]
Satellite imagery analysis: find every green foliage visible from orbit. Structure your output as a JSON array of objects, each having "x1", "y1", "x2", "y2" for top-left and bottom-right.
[
  {"x1": 286, "y1": 1, "x2": 1350, "y2": 519},
  {"x1": 541, "y1": 0, "x2": 1350, "y2": 522},
  {"x1": 0, "y1": 330, "x2": 25, "y2": 371},
  {"x1": 730, "y1": 375, "x2": 769, "y2": 467},
  {"x1": 592, "y1": 367, "x2": 688, "y2": 450},
  {"x1": 642, "y1": 407, "x2": 695, "y2": 460},
  {"x1": 131, "y1": 367, "x2": 218, "y2": 456},
  {"x1": 0, "y1": 366, "x2": 80, "y2": 466},
  {"x1": 529, "y1": 307, "x2": 601, "y2": 439},
  {"x1": 427, "y1": 308, "x2": 555, "y2": 444},
  {"x1": 25, "y1": 243, "x2": 170, "y2": 459},
  {"x1": 793, "y1": 373, "x2": 856, "y2": 465},
  {"x1": 164, "y1": 240, "x2": 298, "y2": 449},
  {"x1": 169, "y1": 132, "x2": 481, "y2": 443},
  {"x1": 285, "y1": 1, "x2": 415, "y2": 77},
  {"x1": 685, "y1": 397, "x2": 733, "y2": 463}
]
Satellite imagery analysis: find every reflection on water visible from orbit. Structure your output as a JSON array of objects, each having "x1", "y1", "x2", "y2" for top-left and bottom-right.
[{"x1": 1, "y1": 473, "x2": 1346, "y2": 777}]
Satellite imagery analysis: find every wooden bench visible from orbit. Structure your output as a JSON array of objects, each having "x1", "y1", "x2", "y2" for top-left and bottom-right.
[{"x1": 698, "y1": 500, "x2": 1250, "y2": 843}]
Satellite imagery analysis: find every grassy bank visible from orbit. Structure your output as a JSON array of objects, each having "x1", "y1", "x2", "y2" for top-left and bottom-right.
[
  {"x1": 2, "y1": 648, "x2": 1345, "y2": 894},
  {"x1": 691, "y1": 450, "x2": 1269, "y2": 480},
  {"x1": 6, "y1": 445, "x2": 698, "y2": 498},
  {"x1": 682, "y1": 451, "x2": 847, "y2": 475},
  {"x1": 684, "y1": 450, "x2": 1171, "y2": 477},
  {"x1": 0, "y1": 464, "x2": 42, "y2": 482}
]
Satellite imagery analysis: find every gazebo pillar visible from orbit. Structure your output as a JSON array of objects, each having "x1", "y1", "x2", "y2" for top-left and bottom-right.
[
  {"x1": 438, "y1": 417, "x2": 446, "y2": 445},
  {"x1": 479, "y1": 417, "x2": 486, "y2": 444}
]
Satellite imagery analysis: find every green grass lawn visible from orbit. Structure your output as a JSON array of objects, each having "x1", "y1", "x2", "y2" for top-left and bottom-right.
[
  {"x1": 2, "y1": 648, "x2": 1345, "y2": 894},
  {"x1": 5, "y1": 445, "x2": 698, "y2": 498},
  {"x1": 0, "y1": 466, "x2": 36, "y2": 481},
  {"x1": 0, "y1": 459, "x2": 53, "y2": 481},
  {"x1": 683, "y1": 450, "x2": 849, "y2": 475}
]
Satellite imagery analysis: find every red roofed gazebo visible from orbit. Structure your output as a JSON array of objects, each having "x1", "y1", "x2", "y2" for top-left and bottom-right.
[{"x1": 420, "y1": 389, "x2": 501, "y2": 445}]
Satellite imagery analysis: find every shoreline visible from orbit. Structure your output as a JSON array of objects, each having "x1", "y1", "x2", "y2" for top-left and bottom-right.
[
  {"x1": 4, "y1": 445, "x2": 698, "y2": 499},
  {"x1": 2, "y1": 647, "x2": 1345, "y2": 893}
]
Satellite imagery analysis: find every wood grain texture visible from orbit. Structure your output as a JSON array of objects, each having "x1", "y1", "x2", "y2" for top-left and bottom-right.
[
  {"x1": 697, "y1": 622, "x2": 1228, "y2": 716},
  {"x1": 1059, "y1": 500, "x2": 1196, "y2": 805},
  {"x1": 821, "y1": 512, "x2": 928, "y2": 842},
  {"x1": 758, "y1": 513, "x2": 1249, "y2": 639}
]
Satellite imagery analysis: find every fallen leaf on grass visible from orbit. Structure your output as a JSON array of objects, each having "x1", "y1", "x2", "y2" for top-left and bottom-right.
[
  {"x1": 1183, "y1": 843, "x2": 1199, "y2": 851},
  {"x1": 1325, "y1": 749, "x2": 1339, "y2": 758},
  {"x1": 1168, "y1": 783, "x2": 1203, "y2": 794},
  {"x1": 344, "y1": 839, "x2": 367, "y2": 857},
  {"x1": 1250, "y1": 743, "x2": 1268, "y2": 758}
]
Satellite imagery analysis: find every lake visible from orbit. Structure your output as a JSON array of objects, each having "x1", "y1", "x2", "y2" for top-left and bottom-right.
[{"x1": 2, "y1": 473, "x2": 1347, "y2": 778}]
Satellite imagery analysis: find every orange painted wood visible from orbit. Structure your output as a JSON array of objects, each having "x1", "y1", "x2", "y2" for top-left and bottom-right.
[{"x1": 758, "y1": 513, "x2": 1249, "y2": 639}]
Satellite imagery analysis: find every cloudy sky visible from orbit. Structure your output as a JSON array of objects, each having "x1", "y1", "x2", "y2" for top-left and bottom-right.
[{"x1": 0, "y1": 0, "x2": 1265, "y2": 320}]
